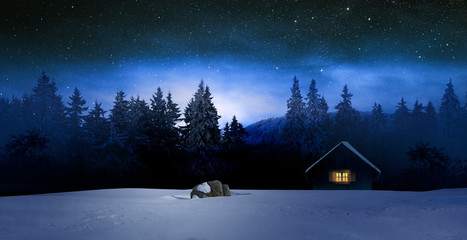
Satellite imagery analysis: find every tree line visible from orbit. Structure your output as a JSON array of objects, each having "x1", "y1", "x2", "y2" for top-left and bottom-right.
[
  {"x1": 280, "y1": 76, "x2": 467, "y2": 190},
  {"x1": 0, "y1": 73, "x2": 247, "y2": 191},
  {"x1": 0, "y1": 72, "x2": 466, "y2": 192}
]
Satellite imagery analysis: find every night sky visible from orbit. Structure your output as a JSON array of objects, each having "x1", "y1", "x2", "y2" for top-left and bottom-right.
[{"x1": 1, "y1": 0, "x2": 466, "y2": 125}]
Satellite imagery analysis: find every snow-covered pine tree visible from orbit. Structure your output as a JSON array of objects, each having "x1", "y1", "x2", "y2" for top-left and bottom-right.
[
  {"x1": 393, "y1": 97, "x2": 411, "y2": 132},
  {"x1": 334, "y1": 85, "x2": 359, "y2": 141},
  {"x1": 183, "y1": 80, "x2": 221, "y2": 152},
  {"x1": 183, "y1": 81, "x2": 204, "y2": 137},
  {"x1": 165, "y1": 91, "x2": 181, "y2": 147},
  {"x1": 147, "y1": 88, "x2": 181, "y2": 151},
  {"x1": 306, "y1": 79, "x2": 321, "y2": 126},
  {"x1": 65, "y1": 87, "x2": 88, "y2": 131},
  {"x1": 284, "y1": 76, "x2": 306, "y2": 150},
  {"x1": 303, "y1": 79, "x2": 326, "y2": 156},
  {"x1": 63, "y1": 87, "x2": 89, "y2": 165},
  {"x1": 439, "y1": 79, "x2": 461, "y2": 137},
  {"x1": 150, "y1": 87, "x2": 167, "y2": 131},
  {"x1": 127, "y1": 96, "x2": 150, "y2": 145},
  {"x1": 203, "y1": 86, "x2": 221, "y2": 148}
]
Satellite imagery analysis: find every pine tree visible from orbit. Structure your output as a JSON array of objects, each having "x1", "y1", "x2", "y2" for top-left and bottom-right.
[
  {"x1": 183, "y1": 80, "x2": 221, "y2": 152},
  {"x1": 304, "y1": 79, "x2": 327, "y2": 156},
  {"x1": 147, "y1": 88, "x2": 181, "y2": 151},
  {"x1": 65, "y1": 87, "x2": 88, "y2": 130},
  {"x1": 84, "y1": 101, "x2": 109, "y2": 146},
  {"x1": 394, "y1": 97, "x2": 410, "y2": 132},
  {"x1": 109, "y1": 91, "x2": 130, "y2": 143},
  {"x1": 127, "y1": 96, "x2": 150, "y2": 145},
  {"x1": 165, "y1": 91, "x2": 181, "y2": 147},
  {"x1": 166, "y1": 92, "x2": 181, "y2": 123},
  {"x1": 411, "y1": 100, "x2": 425, "y2": 135},
  {"x1": 150, "y1": 87, "x2": 167, "y2": 130},
  {"x1": 10, "y1": 94, "x2": 34, "y2": 137},
  {"x1": 439, "y1": 79, "x2": 460, "y2": 137},
  {"x1": 367, "y1": 102, "x2": 386, "y2": 151},
  {"x1": 5, "y1": 130, "x2": 51, "y2": 181},
  {"x1": 0, "y1": 97, "x2": 13, "y2": 145},
  {"x1": 183, "y1": 81, "x2": 204, "y2": 133},
  {"x1": 203, "y1": 86, "x2": 221, "y2": 147},
  {"x1": 370, "y1": 102, "x2": 386, "y2": 135},
  {"x1": 318, "y1": 95, "x2": 331, "y2": 131},
  {"x1": 221, "y1": 116, "x2": 248, "y2": 150},
  {"x1": 424, "y1": 101, "x2": 437, "y2": 140},
  {"x1": 230, "y1": 115, "x2": 247, "y2": 147},
  {"x1": 31, "y1": 72, "x2": 66, "y2": 134},
  {"x1": 221, "y1": 122, "x2": 233, "y2": 149},
  {"x1": 284, "y1": 76, "x2": 306, "y2": 149},
  {"x1": 334, "y1": 85, "x2": 359, "y2": 141},
  {"x1": 306, "y1": 79, "x2": 321, "y2": 126},
  {"x1": 63, "y1": 87, "x2": 89, "y2": 166}
]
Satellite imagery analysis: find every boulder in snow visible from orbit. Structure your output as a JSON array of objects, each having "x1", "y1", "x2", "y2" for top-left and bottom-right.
[
  {"x1": 190, "y1": 180, "x2": 231, "y2": 198},
  {"x1": 222, "y1": 184, "x2": 231, "y2": 196},
  {"x1": 208, "y1": 180, "x2": 224, "y2": 197}
]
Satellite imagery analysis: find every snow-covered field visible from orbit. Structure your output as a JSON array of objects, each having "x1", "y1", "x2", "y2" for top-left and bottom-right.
[{"x1": 1, "y1": 188, "x2": 466, "y2": 240}]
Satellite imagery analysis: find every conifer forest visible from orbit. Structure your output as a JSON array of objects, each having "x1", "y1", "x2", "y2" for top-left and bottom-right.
[{"x1": 1, "y1": 72, "x2": 467, "y2": 193}]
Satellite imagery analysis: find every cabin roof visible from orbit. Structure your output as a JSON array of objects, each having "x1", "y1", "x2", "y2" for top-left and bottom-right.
[{"x1": 305, "y1": 141, "x2": 381, "y2": 177}]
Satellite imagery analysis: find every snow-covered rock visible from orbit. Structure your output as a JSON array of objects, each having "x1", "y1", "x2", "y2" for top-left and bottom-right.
[
  {"x1": 196, "y1": 182, "x2": 211, "y2": 194},
  {"x1": 190, "y1": 180, "x2": 230, "y2": 198}
]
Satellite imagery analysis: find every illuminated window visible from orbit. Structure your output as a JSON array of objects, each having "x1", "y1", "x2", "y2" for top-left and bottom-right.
[
  {"x1": 336, "y1": 172, "x2": 349, "y2": 182},
  {"x1": 330, "y1": 170, "x2": 352, "y2": 184}
]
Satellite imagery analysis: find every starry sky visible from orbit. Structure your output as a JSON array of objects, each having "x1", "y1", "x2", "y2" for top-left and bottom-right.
[{"x1": 1, "y1": 0, "x2": 466, "y2": 125}]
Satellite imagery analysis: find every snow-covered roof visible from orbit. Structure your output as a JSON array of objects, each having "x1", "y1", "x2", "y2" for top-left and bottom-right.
[{"x1": 305, "y1": 141, "x2": 381, "y2": 177}]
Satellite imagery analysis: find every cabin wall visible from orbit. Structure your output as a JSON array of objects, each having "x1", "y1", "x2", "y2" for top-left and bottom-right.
[
  {"x1": 312, "y1": 170, "x2": 373, "y2": 190},
  {"x1": 307, "y1": 145, "x2": 378, "y2": 190}
]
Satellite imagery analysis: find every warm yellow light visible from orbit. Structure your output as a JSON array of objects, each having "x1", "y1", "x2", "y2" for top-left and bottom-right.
[
  {"x1": 331, "y1": 170, "x2": 352, "y2": 184},
  {"x1": 343, "y1": 172, "x2": 348, "y2": 182}
]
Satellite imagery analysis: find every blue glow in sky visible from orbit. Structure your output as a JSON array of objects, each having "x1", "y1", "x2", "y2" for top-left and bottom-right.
[{"x1": 1, "y1": 1, "x2": 466, "y2": 125}]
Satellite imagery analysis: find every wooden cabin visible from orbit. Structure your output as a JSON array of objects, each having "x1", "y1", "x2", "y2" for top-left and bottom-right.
[{"x1": 305, "y1": 141, "x2": 381, "y2": 190}]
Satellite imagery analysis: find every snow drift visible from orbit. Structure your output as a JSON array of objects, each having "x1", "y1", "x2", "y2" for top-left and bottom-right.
[{"x1": 1, "y1": 188, "x2": 466, "y2": 239}]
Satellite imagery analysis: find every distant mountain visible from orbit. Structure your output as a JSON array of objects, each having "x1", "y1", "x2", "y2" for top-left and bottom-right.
[
  {"x1": 245, "y1": 116, "x2": 286, "y2": 145},
  {"x1": 245, "y1": 111, "x2": 380, "y2": 146}
]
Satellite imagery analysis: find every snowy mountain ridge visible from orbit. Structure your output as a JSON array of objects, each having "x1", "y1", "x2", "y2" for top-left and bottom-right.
[{"x1": 244, "y1": 111, "x2": 374, "y2": 145}]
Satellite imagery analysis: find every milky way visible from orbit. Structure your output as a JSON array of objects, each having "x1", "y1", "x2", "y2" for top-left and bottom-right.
[{"x1": 1, "y1": 0, "x2": 466, "y2": 125}]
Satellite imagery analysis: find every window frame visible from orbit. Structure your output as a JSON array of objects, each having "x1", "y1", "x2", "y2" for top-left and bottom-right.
[{"x1": 330, "y1": 170, "x2": 353, "y2": 184}]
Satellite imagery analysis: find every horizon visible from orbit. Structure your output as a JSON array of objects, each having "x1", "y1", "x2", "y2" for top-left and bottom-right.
[
  {"x1": 1, "y1": 69, "x2": 465, "y2": 126},
  {"x1": 1, "y1": 0, "x2": 466, "y2": 126}
]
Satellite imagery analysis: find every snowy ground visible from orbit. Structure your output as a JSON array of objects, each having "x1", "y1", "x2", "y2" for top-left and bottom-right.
[{"x1": 1, "y1": 188, "x2": 467, "y2": 240}]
